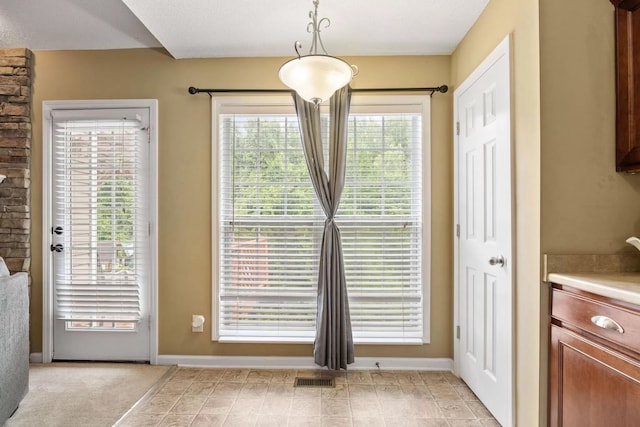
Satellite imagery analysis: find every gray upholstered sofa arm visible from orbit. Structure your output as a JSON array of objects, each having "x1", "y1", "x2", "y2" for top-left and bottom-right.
[{"x1": 0, "y1": 271, "x2": 29, "y2": 424}]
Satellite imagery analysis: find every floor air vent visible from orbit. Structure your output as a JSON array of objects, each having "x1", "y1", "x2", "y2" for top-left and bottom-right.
[{"x1": 294, "y1": 377, "x2": 335, "y2": 388}]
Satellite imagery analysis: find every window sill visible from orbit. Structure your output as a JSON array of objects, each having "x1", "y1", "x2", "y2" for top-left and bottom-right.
[
  {"x1": 218, "y1": 336, "x2": 314, "y2": 345},
  {"x1": 216, "y1": 336, "x2": 425, "y2": 345}
]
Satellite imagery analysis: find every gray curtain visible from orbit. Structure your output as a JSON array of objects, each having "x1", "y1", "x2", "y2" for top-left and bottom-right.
[{"x1": 293, "y1": 86, "x2": 354, "y2": 370}]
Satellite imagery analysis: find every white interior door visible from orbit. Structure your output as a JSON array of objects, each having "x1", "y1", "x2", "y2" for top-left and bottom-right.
[
  {"x1": 454, "y1": 36, "x2": 513, "y2": 426},
  {"x1": 46, "y1": 103, "x2": 156, "y2": 361}
]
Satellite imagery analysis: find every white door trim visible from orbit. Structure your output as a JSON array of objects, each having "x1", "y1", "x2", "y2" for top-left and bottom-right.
[
  {"x1": 41, "y1": 99, "x2": 159, "y2": 364},
  {"x1": 453, "y1": 34, "x2": 514, "y2": 425}
]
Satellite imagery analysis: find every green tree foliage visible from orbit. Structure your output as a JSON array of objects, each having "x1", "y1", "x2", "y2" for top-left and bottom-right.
[
  {"x1": 223, "y1": 112, "x2": 422, "y2": 325},
  {"x1": 228, "y1": 114, "x2": 417, "y2": 219},
  {"x1": 97, "y1": 175, "x2": 134, "y2": 242}
]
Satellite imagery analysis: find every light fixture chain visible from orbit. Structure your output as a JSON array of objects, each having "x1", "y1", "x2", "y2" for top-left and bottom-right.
[{"x1": 307, "y1": 0, "x2": 330, "y2": 55}]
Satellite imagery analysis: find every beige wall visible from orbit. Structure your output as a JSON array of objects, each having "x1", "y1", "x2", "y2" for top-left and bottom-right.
[
  {"x1": 539, "y1": 0, "x2": 640, "y2": 254},
  {"x1": 451, "y1": 0, "x2": 542, "y2": 425},
  {"x1": 30, "y1": 50, "x2": 454, "y2": 359},
  {"x1": 538, "y1": 1, "x2": 640, "y2": 423}
]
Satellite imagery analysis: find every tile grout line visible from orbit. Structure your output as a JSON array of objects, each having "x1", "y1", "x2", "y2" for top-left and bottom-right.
[{"x1": 118, "y1": 368, "x2": 498, "y2": 426}]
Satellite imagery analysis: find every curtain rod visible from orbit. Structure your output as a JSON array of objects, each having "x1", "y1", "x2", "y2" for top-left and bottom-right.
[{"x1": 188, "y1": 85, "x2": 448, "y2": 96}]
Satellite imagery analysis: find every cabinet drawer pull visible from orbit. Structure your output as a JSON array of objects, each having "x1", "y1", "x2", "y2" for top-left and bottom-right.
[{"x1": 591, "y1": 315, "x2": 625, "y2": 334}]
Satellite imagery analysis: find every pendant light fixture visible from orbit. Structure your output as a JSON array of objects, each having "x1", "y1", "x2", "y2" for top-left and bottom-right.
[{"x1": 278, "y1": 0, "x2": 357, "y2": 106}]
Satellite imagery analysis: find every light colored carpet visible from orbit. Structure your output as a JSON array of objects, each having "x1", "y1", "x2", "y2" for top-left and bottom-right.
[{"x1": 4, "y1": 363, "x2": 171, "y2": 427}]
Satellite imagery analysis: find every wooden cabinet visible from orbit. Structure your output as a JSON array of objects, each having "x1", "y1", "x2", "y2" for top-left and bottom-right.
[
  {"x1": 549, "y1": 283, "x2": 640, "y2": 426},
  {"x1": 610, "y1": 0, "x2": 640, "y2": 172}
]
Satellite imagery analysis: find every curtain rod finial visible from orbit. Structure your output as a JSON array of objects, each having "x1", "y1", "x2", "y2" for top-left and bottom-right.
[{"x1": 188, "y1": 87, "x2": 198, "y2": 95}]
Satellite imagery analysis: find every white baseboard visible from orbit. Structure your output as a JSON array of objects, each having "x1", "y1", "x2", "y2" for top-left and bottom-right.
[
  {"x1": 30, "y1": 351, "x2": 453, "y2": 371},
  {"x1": 155, "y1": 355, "x2": 453, "y2": 371}
]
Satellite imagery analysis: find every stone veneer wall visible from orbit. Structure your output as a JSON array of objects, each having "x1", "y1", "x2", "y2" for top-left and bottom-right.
[{"x1": 0, "y1": 48, "x2": 31, "y2": 275}]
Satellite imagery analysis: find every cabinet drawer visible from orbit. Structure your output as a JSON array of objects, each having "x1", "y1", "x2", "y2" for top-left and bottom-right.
[{"x1": 552, "y1": 287, "x2": 640, "y2": 354}]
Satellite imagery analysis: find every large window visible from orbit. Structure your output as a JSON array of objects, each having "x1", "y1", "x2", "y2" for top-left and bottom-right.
[{"x1": 213, "y1": 95, "x2": 430, "y2": 344}]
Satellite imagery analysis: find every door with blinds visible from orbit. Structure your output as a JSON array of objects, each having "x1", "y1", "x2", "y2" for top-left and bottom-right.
[{"x1": 49, "y1": 107, "x2": 152, "y2": 361}]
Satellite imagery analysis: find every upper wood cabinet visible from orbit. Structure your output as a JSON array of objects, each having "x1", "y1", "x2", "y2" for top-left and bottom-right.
[{"x1": 611, "y1": 0, "x2": 640, "y2": 172}]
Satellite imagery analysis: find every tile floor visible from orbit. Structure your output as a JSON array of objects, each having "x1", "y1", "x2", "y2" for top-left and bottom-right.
[{"x1": 117, "y1": 368, "x2": 500, "y2": 427}]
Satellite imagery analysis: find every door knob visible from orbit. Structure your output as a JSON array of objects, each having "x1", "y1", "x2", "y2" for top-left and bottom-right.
[{"x1": 489, "y1": 255, "x2": 505, "y2": 267}]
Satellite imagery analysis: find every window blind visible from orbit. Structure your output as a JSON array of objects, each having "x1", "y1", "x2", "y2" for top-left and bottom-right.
[
  {"x1": 341, "y1": 113, "x2": 423, "y2": 341},
  {"x1": 215, "y1": 96, "x2": 428, "y2": 343},
  {"x1": 52, "y1": 109, "x2": 149, "y2": 322}
]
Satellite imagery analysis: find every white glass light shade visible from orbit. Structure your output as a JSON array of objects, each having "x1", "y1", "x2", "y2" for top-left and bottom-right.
[{"x1": 279, "y1": 55, "x2": 353, "y2": 105}]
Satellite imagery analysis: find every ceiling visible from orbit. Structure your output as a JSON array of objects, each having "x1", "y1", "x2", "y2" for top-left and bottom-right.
[{"x1": 0, "y1": 0, "x2": 490, "y2": 59}]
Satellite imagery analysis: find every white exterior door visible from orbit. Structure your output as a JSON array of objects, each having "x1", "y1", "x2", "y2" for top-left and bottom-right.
[
  {"x1": 455, "y1": 36, "x2": 513, "y2": 426},
  {"x1": 44, "y1": 101, "x2": 157, "y2": 362}
]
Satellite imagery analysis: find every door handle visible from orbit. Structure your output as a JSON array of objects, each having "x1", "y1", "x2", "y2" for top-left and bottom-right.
[
  {"x1": 488, "y1": 255, "x2": 505, "y2": 267},
  {"x1": 52, "y1": 226, "x2": 63, "y2": 235},
  {"x1": 50, "y1": 244, "x2": 64, "y2": 253}
]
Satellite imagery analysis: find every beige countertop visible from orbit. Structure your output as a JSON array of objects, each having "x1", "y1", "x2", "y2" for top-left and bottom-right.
[{"x1": 548, "y1": 272, "x2": 640, "y2": 306}]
